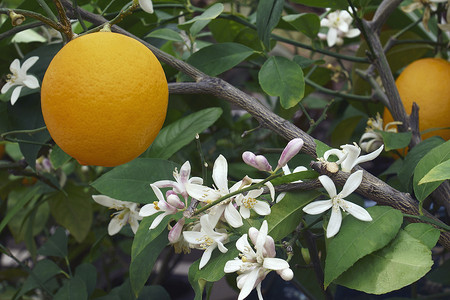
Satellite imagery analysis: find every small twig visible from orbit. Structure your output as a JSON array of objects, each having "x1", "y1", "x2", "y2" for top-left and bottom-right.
[
  {"x1": 0, "y1": 21, "x2": 44, "y2": 41},
  {"x1": 0, "y1": 8, "x2": 61, "y2": 32},
  {"x1": 307, "y1": 98, "x2": 334, "y2": 135},
  {"x1": 52, "y1": 0, "x2": 74, "y2": 40}
]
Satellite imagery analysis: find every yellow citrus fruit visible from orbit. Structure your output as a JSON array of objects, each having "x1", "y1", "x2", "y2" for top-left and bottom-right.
[
  {"x1": 41, "y1": 32, "x2": 168, "y2": 167},
  {"x1": 384, "y1": 58, "x2": 450, "y2": 140}
]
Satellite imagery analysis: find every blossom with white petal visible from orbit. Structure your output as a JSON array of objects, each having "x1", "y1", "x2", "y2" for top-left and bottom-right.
[
  {"x1": 235, "y1": 188, "x2": 271, "y2": 219},
  {"x1": 186, "y1": 155, "x2": 243, "y2": 228},
  {"x1": 1, "y1": 56, "x2": 40, "y2": 105},
  {"x1": 153, "y1": 161, "x2": 203, "y2": 201},
  {"x1": 138, "y1": 0, "x2": 153, "y2": 13},
  {"x1": 224, "y1": 221, "x2": 293, "y2": 300},
  {"x1": 139, "y1": 184, "x2": 185, "y2": 230},
  {"x1": 183, "y1": 214, "x2": 228, "y2": 269},
  {"x1": 359, "y1": 113, "x2": 402, "y2": 153},
  {"x1": 323, "y1": 142, "x2": 383, "y2": 172},
  {"x1": 276, "y1": 164, "x2": 308, "y2": 203},
  {"x1": 303, "y1": 170, "x2": 372, "y2": 238},
  {"x1": 92, "y1": 195, "x2": 142, "y2": 235},
  {"x1": 319, "y1": 8, "x2": 360, "y2": 47}
]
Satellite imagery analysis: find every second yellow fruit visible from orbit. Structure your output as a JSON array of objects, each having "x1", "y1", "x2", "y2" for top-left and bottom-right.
[
  {"x1": 41, "y1": 32, "x2": 168, "y2": 167},
  {"x1": 384, "y1": 58, "x2": 450, "y2": 140}
]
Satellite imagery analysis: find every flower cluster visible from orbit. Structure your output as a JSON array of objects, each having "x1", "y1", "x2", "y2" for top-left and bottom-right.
[
  {"x1": 318, "y1": 7, "x2": 361, "y2": 47},
  {"x1": 92, "y1": 137, "x2": 377, "y2": 298},
  {"x1": 359, "y1": 113, "x2": 402, "y2": 153}
]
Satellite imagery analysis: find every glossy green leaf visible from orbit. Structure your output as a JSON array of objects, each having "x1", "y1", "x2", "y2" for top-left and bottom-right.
[
  {"x1": 282, "y1": 13, "x2": 320, "y2": 39},
  {"x1": 146, "y1": 28, "x2": 184, "y2": 42},
  {"x1": 144, "y1": 108, "x2": 222, "y2": 159},
  {"x1": 413, "y1": 140, "x2": 450, "y2": 201},
  {"x1": 418, "y1": 159, "x2": 450, "y2": 184},
  {"x1": 377, "y1": 130, "x2": 412, "y2": 151},
  {"x1": 266, "y1": 191, "x2": 321, "y2": 241},
  {"x1": 256, "y1": 0, "x2": 284, "y2": 49},
  {"x1": 50, "y1": 144, "x2": 72, "y2": 169},
  {"x1": 54, "y1": 276, "x2": 88, "y2": 300},
  {"x1": 291, "y1": 0, "x2": 348, "y2": 9},
  {"x1": 270, "y1": 170, "x2": 318, "y2": 186},
  {"x1": 259, "y1": 56, "x2": 305, "y2": 109},
  {"x1": 335, "y1": 230, "x2": 433, "y2": 294},
  {"x1": 186, "y1": 43, "x2": 254, "y2": 76},
  {"x1": 91, "y1": 158, "x2": 179, "y2": 204},
  {"x1": 130, "y1": 214, "x2": 174, "y2": 296},
  {"x1": 181, "y1": 3, "x2": 224, "y2": 25},
  {"x1": 188, "y1": 242, "x2": 239, "y2": 300},
  {"x1": 48, "y1": 182, "x2": 92, "y2": 243},
  {"x1": 37, "y1": 227, "x2": 68, "y2": 258},
  {"x1": 398, "y1": 137, "x2": 444, "y2": 192},
  {"x1": 404, "y1": 223, "x2": 440, "y2": 249},
  {"x1": 18, "y1": 259, "x2": 62, "y2": 298},
  {"x1": 324, "y1": 206, "x2": 403, "y2": 288},
  {"x1": 315, "y1": 139, "x2": 333, "y2": 158},
  {"x1": 74, "y1": 263, "x2": 97, "y2": 297}
]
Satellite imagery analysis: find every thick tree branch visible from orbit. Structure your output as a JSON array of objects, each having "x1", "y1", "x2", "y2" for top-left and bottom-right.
[{"x1": 61, "y1": 0, "x2": 449, "y2": 249}]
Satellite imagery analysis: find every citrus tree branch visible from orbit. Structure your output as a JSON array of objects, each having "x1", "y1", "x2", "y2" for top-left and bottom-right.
[{"x1": 61, "y1": 0, "x2": 449, "y2": 249}]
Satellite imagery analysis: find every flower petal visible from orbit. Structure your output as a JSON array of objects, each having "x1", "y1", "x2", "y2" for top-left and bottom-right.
[
  {"x1": 1, "y1": 81, "x2": 13, "y2": 94},
  {"x1": 139, "y1": 203, "x2": 159, "y2": 217},
  {"x1": 10, "y1": 86, "x2": 23, "y2": 105},
  {"x1": 343, "y1": 200, "x2": 372, "y2": 221},
  {"x1": 129, "y1": 216, "x2": 140, "y2": 234},
  {"x1": 263, "y1": 257, "x2": 290, "y2": 270},
  {"x1": 238, "y1": 268, "x2": 260, "y2": 300},
  {"x1": 340, "y1": 170, "x2": 363, "y2": 198},
  {"x1": 139, "y1": 0, "x2": 154, "y2": 14},
  {"x1": 212, "y1": 155, "x2": 229, "y2": 193},
  {"x1": 253, "y1": 201, "x2": 271, "y2": 216},
  {"x1": 21, "y1": 56, "x2": 39, "y2": 72},
  {"x1": 224, "y1": 202, "x2": 243, "y2": 228},
  {"x1": 182, "y1": 231, "x2": 204, "y2": 244},
  {"x1": 303, "y1": 200, "x2": 333, "y2": 215},
  {"x1": 318, "y1": 175, "x2": 337, "y2": 197},
  {"x1": 224, "y1": 259, "x2": 243, "y2": 273},
  {"x1": 326, "y1": 207, "x2": 342, "y2": 238},
  {"x1": 149, "y1": 213, "x2": 167, "y2": 229},
  {"x1": 22, "y1": 75, "x2": 39, "y2": 89},
  {"x1": 199, "y1": 243, "x2": 216, "y2": 269},
  {"x1": 108, "y1": 216, "x2": 124, "y2": 235},
  {"x1": 354, "y1": 144, "x2": 384, "y2": 166},
  {"x1": 323, "y1": 148, "x2": 344, "y2": 162},
  {"x1": 326, "y1": 27, "x2": 338, "y2": 47},
  {"x1": 240, "y1": 206, "x2": 250, "y2": 219},
  {"x1": 9, "y1": 59, "x2": 20, "y2": 73}
]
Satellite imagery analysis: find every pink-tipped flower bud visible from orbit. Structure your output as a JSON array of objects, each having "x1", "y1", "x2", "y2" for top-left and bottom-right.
[
  {"x1": 277, "y1": 138, "x2": 304, "y2": 169},
  {"x1": 277, "y1": 268, "x2": 294, "y2": 281},
  {"x1": 166, "y1": 193, "x2": 185, "y2": 209},
  {"x1": 242, "y1": 151, "x2": 272, "y2": 172},
  {"x1": 168, "y1": 218, "x2": 185, "y2": 244}
]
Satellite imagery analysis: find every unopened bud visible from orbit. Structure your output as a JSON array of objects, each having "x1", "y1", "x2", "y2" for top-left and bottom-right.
[
  {"x1": 277, "y1": 138, "x2": 304, "y2": 169},
  {"x1": 301, "y1": 247, "x2": 311, "y2": 265},
  {"x1": 242, "y1": 151, "x2": 272, "y2": 172},
  {"x1": 9, "y1": 11, "x2": 25, "y2": 26},
  {"x1": 277, "y1": 268, "x2": 294, "y2": 281},
  {"x1": 168, "y1": 218, "x2": 185, "y2": 243},
  {"x1": 166, "y1": 192, "x2": 185, "y2": 209}
]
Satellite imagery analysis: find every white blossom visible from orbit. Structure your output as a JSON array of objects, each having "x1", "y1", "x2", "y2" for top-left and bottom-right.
[
  {"x1": 323, "y1": 143, "x2": 383, "y2": 172},
  {"x1": 1, "y1": 56, "x2": 39, "y2": 105},
  {"x1": 319, "y1": 8, "x2": 360, "y2": 47},
  {"x1": 139, "y1": 0, "x2": 153, "y2": 13},
  {"x1": 92, "y1": 195, "x2": 142, "y2": 235},
  {"x1": 302, "y1": 170, "x2": 372, "y2": 238}
]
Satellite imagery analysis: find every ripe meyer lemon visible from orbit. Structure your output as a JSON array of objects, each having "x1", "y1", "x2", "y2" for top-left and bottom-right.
[
  {"x1": 41, "y1": 32, "x2": 168, "y2": 167},
  {"x1": 384, "y1": 58, "x2": 450, "y2": 140}
]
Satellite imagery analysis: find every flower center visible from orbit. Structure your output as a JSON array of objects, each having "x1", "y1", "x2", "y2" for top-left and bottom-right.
[
  {"x1": 332, "y1": 195, "x2": 350, "y2": 212},
  {"x1": 242, "y1": 197, "x2": 257, "y2": 209},
  {"x1": 6, "y1": 71, "x2": 18, "y2": 83},
  {"x1": 153, "y1": 201, "x2": 160, "y2": 210},
  {"x1": 198, "y1": 236, "x2": 214, "y2": 249}
]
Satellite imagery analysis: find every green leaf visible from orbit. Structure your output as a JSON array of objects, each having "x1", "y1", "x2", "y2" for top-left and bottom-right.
[
  {"x1": 91, "y1": 158, "x2": 179, "y2": 204},
  {"x1": 377, "y1": 130, "x2": 412, "y2": 151},
  {"x1": 256, "y1": 0, "x2": 284, "y2": 49},
  {"x1": 404, "y1": 223, "x2": 440, "y2": 249},
  {"x1": 413, "y1": 140, "x2": 450, "y2": 201},
  {"x1": 130, "y1": 214, "x2": 172, "y2": 296},
  {"x1": 185, "y1": 43, "x2": 254, "y2": 76},
  {"x1": 335, "y1": 230, "x2": 433, "y2": 295},
  {"x1": 188, "y1": 242, "x2": 239, "y2": 300},
  {"x1": 266, "y1": 191, "x2": 321, "y2": 241},
  {"x1": 293, "y1": 55, "x2": 325, "y2": 69},
  {"x1": 50, "y1": 144, "x2": 72, "y2": 169},
  {"x1": 282, "y1": 13, "x2": 321, "y2": 39},
  {"x1": 181, "y1": 3, "x2": 224, "y2": 25},
  {"x1": 324, "y1": 206, "x2": 403, "y2": 288},
  {"x1": 315, "y1": 139, "x2": 333, "y2": 158},
  {"x1": 144, "y1": 108, "x2": 222, "y2": 159},
  {"x1": 290, "y1": 0, "x2": 348, "y2": 9},
  {"x1": 37, "y1": 227, "x2": 68, "y2": 258},
  {"x1": 418, "y1": 159, "x2": 450, "y2": 184},
  {"x1": 146, "y1": 28, "x2": 184, "y2": 42},
  {"x1": 74, "y1": 263, "x2": 97, "y2": 297},
  {"x1": 1, "y1": 185, "x2": 42, "y2": 236},
  {"x1": 398, "y1": 136, "x2": 444, "y2": 192},
  {"x1": 48, "y1": 182, "x2": 93, "y2": 243},
  {"x1": 54, "y1": 276, "x2": 88, "y2": 300},
  {"x1": 259, "y1": 56, "x2": 305, "y2": 109},
  {"x1": 18, "y1": 259, "x2": 62, "y2": 298},
  {"x1": 270, "y1": 170, "x2": 318, "y2": 186}
]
